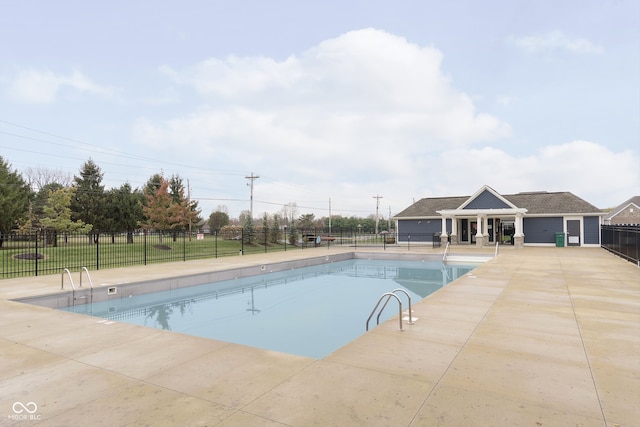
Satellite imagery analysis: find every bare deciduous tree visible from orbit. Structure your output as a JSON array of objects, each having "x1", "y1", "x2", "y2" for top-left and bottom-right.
[{"x1": 23, "y1": 167, "x2": 72, "y2": 191}]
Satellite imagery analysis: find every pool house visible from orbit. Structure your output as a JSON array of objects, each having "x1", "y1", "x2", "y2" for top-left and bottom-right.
[{"x1": 394, "y1": 185, "x2": 603, "y2": 248}]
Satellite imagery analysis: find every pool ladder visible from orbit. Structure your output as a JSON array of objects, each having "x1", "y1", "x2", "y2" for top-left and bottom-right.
[
  {"x1": 366, "y1": 288, "x2": 414, "y2": 331},
  {"x1": 61, "y1": 267, "x2": 94, "y2": 306}
]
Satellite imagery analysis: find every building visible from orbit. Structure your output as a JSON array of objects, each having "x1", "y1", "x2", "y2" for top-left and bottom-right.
[
  {"x1": 394, "y1": 185, "x2": 603, "y2": 248},
  {"x1": 603, "y1": 196, "x2": 640, "y2": 225}
]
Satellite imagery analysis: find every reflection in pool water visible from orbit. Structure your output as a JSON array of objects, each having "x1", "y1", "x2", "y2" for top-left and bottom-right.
[{"x1": 62, "y1": 259, "x2": 475, "y2": 358}]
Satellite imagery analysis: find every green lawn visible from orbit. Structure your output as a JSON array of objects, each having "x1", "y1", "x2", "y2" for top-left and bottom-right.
[
  {"x1": 1, "y1": 233, "x2": 288, "y2": 278},
  {"x1": 1, "y1": 230, "x2": 392, "y2": 279}
]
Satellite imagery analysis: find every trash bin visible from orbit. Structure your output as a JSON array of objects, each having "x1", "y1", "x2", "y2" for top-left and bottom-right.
[{"x1": 555, "y1": 232, "x2": 565, "y2": 247}]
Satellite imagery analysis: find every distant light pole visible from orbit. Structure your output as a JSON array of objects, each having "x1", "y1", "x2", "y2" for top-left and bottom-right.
[{"x1": 373, "y1": 194, "x2": 383, "y2": 234}]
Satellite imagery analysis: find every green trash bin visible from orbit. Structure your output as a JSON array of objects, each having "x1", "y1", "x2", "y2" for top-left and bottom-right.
[{"x1": 555, "y1": 232, "x2": 565, "y2": 247}]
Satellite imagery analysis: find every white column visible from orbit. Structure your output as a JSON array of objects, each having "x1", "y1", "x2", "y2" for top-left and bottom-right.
[
  {"x1": 476, "y1": 215, "x2": 485, "y2": 246},
  {"x1": 440, "y1": 216, "x2": 448, "y2": 237},
  {"x1": 513, "y1": 213, "x2": 524, "y2": 248},
  {"x1": 514, "y1": 213, "x2": 523, "y2": 237}
]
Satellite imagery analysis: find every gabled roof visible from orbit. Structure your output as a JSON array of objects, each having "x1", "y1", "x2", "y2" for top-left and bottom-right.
[
  {"x1": 394, "y1": 187, "x2": 602, "y2": 218},
  {"x1": 503, "y1": 191, "x2": 601, "y2": 214},
  {"x1": 604, "y1": 196, "x2": 640, "y2": 220},
  {"x1": 394, "y1": 196, "x2": 468, "y2": 218},
  {"x1": 458, "y1": 185, "x2": 517, "y2": 210}
]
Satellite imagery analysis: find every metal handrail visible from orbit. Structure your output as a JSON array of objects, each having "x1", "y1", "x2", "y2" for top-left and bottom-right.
[
  {"x1": 61, "y1": 268, "x2": 76, "y2": 290},
  {"x1": 441, "y1": 265, "x2": 451, "y2": 282},
  {"x1": 443, "y1": 242, "x2": 450, "y2": 262},
  {"x1": 366, "y1": 292, "x2": 403, "y2": 331},
  {"x1": 375, "y1": 288, "x2": 414, "y2": 326},
  {"x1": 80, "y1": 267, "x2": 94, "y2": 288},
  {"x1": 495, "y1": 241, "x2": 499, "y2": 257}
]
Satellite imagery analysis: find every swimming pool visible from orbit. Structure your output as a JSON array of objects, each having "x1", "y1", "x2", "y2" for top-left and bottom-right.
[{"x1": 61, "y1": 259, "x2": 476, "y2": 358}]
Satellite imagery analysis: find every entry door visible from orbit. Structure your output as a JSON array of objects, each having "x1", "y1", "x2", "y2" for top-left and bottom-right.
[
  {"x1": 461, "y1": 219, "x2": 468, "y2": 243},
  {"x1": 470, "y1": 221, "x2": 477, "y2": 243},
  {"x1": 567, "y1": 220, "x2": 581, "y2": 246}
]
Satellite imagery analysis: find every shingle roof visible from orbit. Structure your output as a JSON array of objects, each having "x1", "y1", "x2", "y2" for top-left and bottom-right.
[
  {"x1": 394, "y1": 191, "x2": 602, "y2": 218},
  {"x1": 605, "y1": 196, "x2": 640, "y2": 220},
  {"x1": 395, "y1": 196, "x2": 468, "y2": 217},
  {"x1": 503, "y1": 192, "x2": 601, "y2": 214}
]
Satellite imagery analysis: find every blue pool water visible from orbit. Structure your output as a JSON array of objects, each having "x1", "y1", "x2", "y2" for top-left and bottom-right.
[{"x1": 62, "y1": 259, "x2": 475, "y2": 358}]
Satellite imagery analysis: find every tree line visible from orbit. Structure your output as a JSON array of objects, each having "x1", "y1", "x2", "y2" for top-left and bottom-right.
[{"x1": 0, "y1": 156, "x2": 392, "y2": 247}]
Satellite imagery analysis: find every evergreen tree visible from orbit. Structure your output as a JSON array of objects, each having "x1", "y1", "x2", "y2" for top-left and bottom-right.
[
  {"x1": 288, "y1": 219, "x2": 297, "y2": 246},
  {"x1": 104, "y1": 183, "x2": 144, "y2": 243},
  {"x1": 142, "y1": 178, "x2": 175, "y2": 243},
  {"x1": 31, "y1": 182, "x2": 64, "y2": 228},
  {"x1": 0, "y1": 157, "x2": 32, "y2": 246},
  {"x1": 168, "y1": 175, "x2": 201, "y2": 235},
  {"x1": 142, "y1": 177, "x2": 200, "y2": 242},
  {"x1": 70, "y1": 159, "x2": 106, "y2": 235},
  {"x1": 270, "y1": 213, "x2": 281, "y2": 244},
  {"x1": 298, "y1": 213, "x2": 316, "y2": 230},
  {"x1": 242, "y1": 214, "x2": 256, "y2": 245},
  {"x1": 40, "y1": 187, "x2": 93, "y2": 246},
  {"x1": 143, "y1": 173, "x2": 164, "y2": 196}
]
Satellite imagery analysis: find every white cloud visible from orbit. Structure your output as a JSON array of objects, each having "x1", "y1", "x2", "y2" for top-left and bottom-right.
[
  {"x1": 130, "y1": 29, "x2": 633, "y2": 217},
  {"x1": 431, "y1": 141, "x2": 638, "y2": 209},
  {"x1": 508, "y1": 31, "x2": 604, "y2": 54},
  {"x1": 6, "y1": 69, "x2": 114, "y2": 104},
  {"x1": 142, "y1": 28, "x2": 510, "y2": 153}
]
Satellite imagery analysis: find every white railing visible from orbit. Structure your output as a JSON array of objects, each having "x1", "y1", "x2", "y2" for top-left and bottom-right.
[
  {"x1": 80, "y1": 266, "x2": 94, "y2": 288},
  {"x1": 61, "y1": 268, "x2": 76, "y2": 290}
]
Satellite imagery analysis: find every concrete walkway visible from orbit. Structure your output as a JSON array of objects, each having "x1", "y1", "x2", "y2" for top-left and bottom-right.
[{"x1": 0, "y1": 246, "x2": 638, "y2": 426}]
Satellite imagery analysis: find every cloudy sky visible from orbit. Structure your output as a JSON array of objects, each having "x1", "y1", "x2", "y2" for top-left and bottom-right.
[{"x1": 1, "y1": 0, "x2": 638, "y2": 220}]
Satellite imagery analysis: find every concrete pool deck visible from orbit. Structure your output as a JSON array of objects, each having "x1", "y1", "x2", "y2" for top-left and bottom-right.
[{"x1": 0, "y1": 246, "x2": 638, "y2": 426}]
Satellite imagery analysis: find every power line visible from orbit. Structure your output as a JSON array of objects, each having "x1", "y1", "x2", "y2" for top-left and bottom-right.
[
  {"x1": 0, "y1": 121, "x2": 248, "y2": 177},
  {"x1": 1, "y1": 119, "x2": 388, "y2": 218}
]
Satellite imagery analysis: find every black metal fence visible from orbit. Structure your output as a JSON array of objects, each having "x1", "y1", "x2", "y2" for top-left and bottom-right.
[
  {"x1": 0, "y1": 228, "x2": 442, "y2": 279},
  {"x1": 601, "y1": 225, "x2": 640, "y2": 265}
]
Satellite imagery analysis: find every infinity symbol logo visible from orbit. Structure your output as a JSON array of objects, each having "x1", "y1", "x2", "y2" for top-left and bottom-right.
[{"x1": 12, "y1": 402, "x2": 38, "y2": 414}]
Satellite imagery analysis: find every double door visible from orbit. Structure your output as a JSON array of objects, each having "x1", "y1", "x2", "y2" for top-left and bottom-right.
[{"x1": 459, "y1": 218, "x2": 506, "y2": 244}]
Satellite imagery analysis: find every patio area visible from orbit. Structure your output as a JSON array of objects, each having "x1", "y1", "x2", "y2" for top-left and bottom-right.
[{"x1": 1, "y1": 246, "x2": 638, "y2": 426}]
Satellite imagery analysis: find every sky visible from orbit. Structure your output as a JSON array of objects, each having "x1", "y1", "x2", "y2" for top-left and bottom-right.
[{"x1": 1, "y1": 0, "x2": 638, "y2": 221}]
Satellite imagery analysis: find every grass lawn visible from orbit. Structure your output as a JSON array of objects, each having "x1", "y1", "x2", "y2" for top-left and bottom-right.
[{"x1": 1, "y1": 233, "x2": 287, "y2": 278}]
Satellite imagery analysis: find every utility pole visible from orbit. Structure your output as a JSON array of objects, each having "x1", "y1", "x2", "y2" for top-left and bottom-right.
[
  {"x1": 246, "y1": 287, "x2": 260, "y2": 315},
  {"x1": 328, "y1": 198, "x2": 332, "y2": 235},
  {"x1": 373, "y1": 194, "x2": 383, "y2": 234},
  {"x1": 245, "y1": 172, "x2": 259, "y2": 218}
]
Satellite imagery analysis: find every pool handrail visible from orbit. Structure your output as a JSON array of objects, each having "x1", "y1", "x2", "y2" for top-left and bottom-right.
[
  {"x1": 375, "y1": 288, "x2": 413, "y2": 326},
  {"x1": 61, "y1": 268, "x2": 76, "y2": 290},
  {"x1": 366, "y1": 292, "x2": 403, "y2": 332},
  {"x1": 80, "y1": 267, "x2": 94, "y2": 288},
  {"x1": 443, "y1": 242, "x2": 450, "y2": 262}
]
